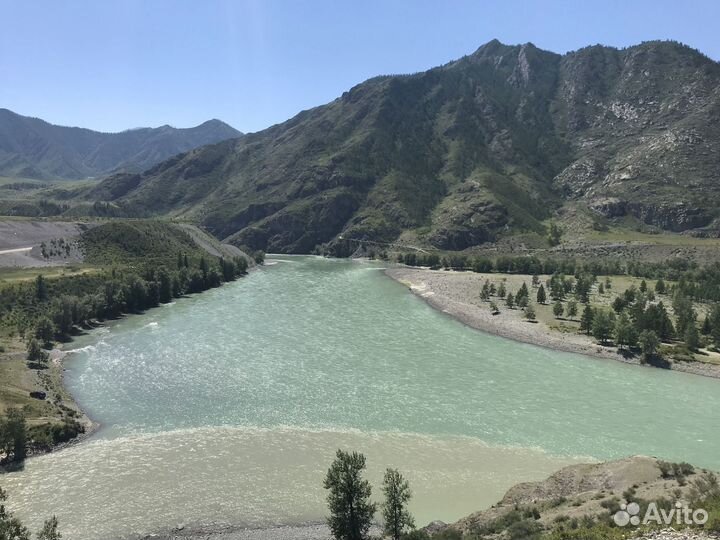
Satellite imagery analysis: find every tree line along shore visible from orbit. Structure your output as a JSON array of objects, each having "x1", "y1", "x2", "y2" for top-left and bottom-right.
[
  {"x1": 0, "y1": 220, "x2": 261, "y2": 469},
  {"x1": 382, "y1": 251, "x2": 720, "y2": 374}
]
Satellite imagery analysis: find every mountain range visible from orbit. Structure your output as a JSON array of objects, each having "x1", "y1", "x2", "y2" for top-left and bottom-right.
[
  {"x1": 12, "y1": 40, "x2": 720, "y2": 253},
  {"x1": 0, "y1": 108, "x2": 241, "y2": 180}
]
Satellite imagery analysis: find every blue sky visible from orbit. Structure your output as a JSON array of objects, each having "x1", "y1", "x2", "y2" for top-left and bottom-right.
[{"x1": 1, "y1": 0, "x2": 718, "y2": 134}]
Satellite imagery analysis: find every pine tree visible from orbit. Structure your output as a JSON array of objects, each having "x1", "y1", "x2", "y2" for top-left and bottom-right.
[
  {"x1": 702, "y1": 315, "x2": 712, "y2": 335},
  {"x1": 614, "y1": 312, "x2": 635, "y2": 349},
  {"x1": 323, "y1": 450, "x2": 376, "y2": 540},
  {"x1": 567, "y1": 300, "x2": 578, "y2": 320},
  {"x1": 685, "y1": 324, "x2": 699, "y2": 352},
  {"x1": 497, "y1": 282, "x2": 506, "y2": 298},
  {"x1": 34, "y1": 318, "x2": 55, "y2": 347},
  {"x1": 382, "y1": 469, "x2": 414, "y2": 540},
  {"x1": 552, "y1": 301, "x2": 564, "y2": 319},
  {"x1": 35, "y1": 274, "x2": 48, "y2": 301},
  {"x1": 591, "y1": 309, "x2": 615, "y2": 345},
  {"x1": 580, "y1": 304, "x2": 594, "y2": 335},
  {"x1": 37, "y1": 516, "x2": 62, "y2": 540},
  {"x1": 524, "y1": 303, "x2": 536, "y2": 321},
  {"x1": 536, "y1": 285, "x2": 547, "y2": 305},
  {"x1": 518, "y1": 282, "x2": 529, "y2": 302},
  {"x1": 639, "y1": 330, "x2": 660, "y2": 362},
  {"x1": 26, "y1": 338, "x2": 48, "y2": 363},
  {"x1": 505, "y1": 292, "x2": 515, "y2": 309},
  {"x1": 655, "y1": 279, "x2": 666, "y2": 295}
]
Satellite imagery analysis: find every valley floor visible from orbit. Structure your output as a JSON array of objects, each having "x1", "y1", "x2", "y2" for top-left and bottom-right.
[{"x1": 385, "y1": 266, "x2": 720, "y2": 379}]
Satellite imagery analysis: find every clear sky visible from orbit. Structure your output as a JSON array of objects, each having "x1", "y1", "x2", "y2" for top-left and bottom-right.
[{"x1": 1, "y1": 0, "x2": 718, "y2": 134}]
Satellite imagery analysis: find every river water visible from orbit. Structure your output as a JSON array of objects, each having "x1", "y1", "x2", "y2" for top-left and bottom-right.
[{"x1": 3, "y1": 256, "x2": 719, "y2": 538}]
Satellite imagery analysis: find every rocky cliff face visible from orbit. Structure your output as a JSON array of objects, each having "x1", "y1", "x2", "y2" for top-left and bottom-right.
[{"x1": 79, "y1": 40, "x2": 720, "y2": 252}]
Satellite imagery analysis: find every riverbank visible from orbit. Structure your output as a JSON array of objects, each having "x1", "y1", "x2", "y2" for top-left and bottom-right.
[
  {"x1": 138, "y1": 456, "x2": 719, "y2": 540},
  {"x1": 385, "y1": 266, "x2": 720, "y2": 379},
  {"x1": 138, "y1": 523, "x2": 381, "y2": 540}
]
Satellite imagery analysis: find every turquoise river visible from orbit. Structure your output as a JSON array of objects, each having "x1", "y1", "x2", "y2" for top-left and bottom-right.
[{"x1": 3, "y1": 256, "x2": 720, "y2": 539}]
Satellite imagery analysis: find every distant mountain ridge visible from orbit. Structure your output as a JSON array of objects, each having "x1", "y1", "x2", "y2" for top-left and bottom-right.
[
  {"x1": 33, "y1": 41, "x2": 720, "y2": 252},
  {"x1": 0, "y1": 109, "x2": 242, "y2": 180}
]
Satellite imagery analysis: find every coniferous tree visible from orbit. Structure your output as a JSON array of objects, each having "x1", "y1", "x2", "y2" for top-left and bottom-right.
[
  {"x1": 35, "y1": 274, "x2": 48, "y2": 301},
  {"x1": 37, "y1": 516, "x2": 62, "y2": 540},
  {"x1": 655, "y1": 279, "x2": 666, "y2": 295},
  {"x1": 592, "y1": 309, "x2": 615, "y2": 344},
  {"x1": 505, "y1": 292, "x2": 515, "y2": 309},
  {"x1": 536, "y1": 285, "x2": 547, "y2": 305},
  {"x1": 382, "y1": 469, "x2": 414, "y2": 540},
  {"x1": 323, "y1": 450, "x2": 376, "y2": 540},
  {"x1": 685, "y1": 324, "x2": 700, "y2": 352},
  {"x1": 26, "y1": 338, "x2": 48, "y2": 364},
  {"x1": 552, "y1": 301, "x2": 564, "y2": 319},
  {"x1": 614, "y1": 312, "x2": 636, "y2": 349},
  {"x1": 580, "y1": 304, "x2": 594, "y2": 335},
  {"x1": 639, "y1": 330, "x2": 660, "y2": 362},
  {"x1": 701, "y1": 315, "x2": 712, "y2": 335},
  {"x1": 1, "y1": 408, "x2": 27, "y2": 462},
  {"x1": 34, "y1": 317, "x2": 55, "y2": 347},
  {"x1": 567, "y1": 299, "x2": 578, "y2": 320},
  {"x1": 710, "y1": 304, "x2": 720, "y2": 347}
]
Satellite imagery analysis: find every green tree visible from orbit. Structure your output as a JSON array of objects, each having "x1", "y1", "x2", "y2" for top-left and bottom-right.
[
  {"x1": 536, "y1": 285, "x2": 546, "y2": 305},
  {"x1": 598, "y1": 283, "x2": 605, "y2": 295},
  {"x1": 156, "y1": 267, "x2": 173, "y2": 304},
  {"x1": 640, "y1": 280, "x2": 648, "y2": 293},
  {"x1": 672, "y1": 293, "x2": 696, "y2": 336},
  {"x1": 702, "y1": 315, "x2": 712, "y2": 335},
  {"x1": 34, "y1": 318, "x2": 55, "y2": 347},
  {"x1": 517, "y1": 283, "x2": 529, "y2": 303},
  {"x1": 552, "y1": 301, "x2": 564, "y2": 319},
  {"x1": 547, "y1": 223, "x2": 563, "y2": 246},
  {"x1": 497, "y1": 282, "x2": 506, "y2": 299},
  {"x1": 382, "y1": 469, "x2": 414, "y2": 540},
  {"x1": 0, "y1": 487, "x2": 30, "y2": 540},
  {"x1": 684, "y1": 323, "x2": 700, "y2": 352},
  {"x1": 524, "y1": 303, "x2": 536, "y2": 321},
  {"x1": 567, "y1": 300, "x2": 578, "y2": 320},
  {"x1": 592, "y1": 309, "x2": 615, "y2": 345},
  {"x1": 323, "y1": 450, "x2": 376, "y2": 540},
  {"x1": 36, "y1": 516, "x2": 61, "y2": 540},
  {"x1": 35, "y1": 274, "x2": 48, "y2": 301},
  {"x1": 639, "y1": 330, "x2": 660, "y2": 362},
  {"x1": 26, "y1": 338, "x2": 48, "y2": 364},
  {"x1": 710, "y1": 304, "x2": 720, "y2": 348},
  {"x1": 614, "y1": 312, "x2": 636, "y2": 350},
  {"x1": 1, "y1": 408, "x2": 27, "y2": 463},
  {"x1": 505, "y1": 292, "x2": 515, "y2": 309},
  {"x1": 655, "y1": 279, "x2": 666, "y2": 295},
  {"x1": 580, "y1": 304, "x2": 594, "y2": 335}
]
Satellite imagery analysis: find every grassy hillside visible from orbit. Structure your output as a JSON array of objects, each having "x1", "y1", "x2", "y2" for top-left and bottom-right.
[{"x1": 79, "y1": 220, "x2": 208, "y2": 266}]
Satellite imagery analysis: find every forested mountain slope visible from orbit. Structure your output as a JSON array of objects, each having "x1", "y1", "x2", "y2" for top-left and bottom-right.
[
  {"x1": 0, "y1": 109, "x2": 241, "y2": 180},
  {"x1": 79, "y1": 40, "x2": 720, "y2": 253}
]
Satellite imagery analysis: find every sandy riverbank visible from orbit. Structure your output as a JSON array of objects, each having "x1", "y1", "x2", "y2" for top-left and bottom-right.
[
  {"x1": 385, "y1": 266, "x2": 720, "y2": 379},
  {"x1": 139, "y1": 523, "x2": 384, "y2": 540}
]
